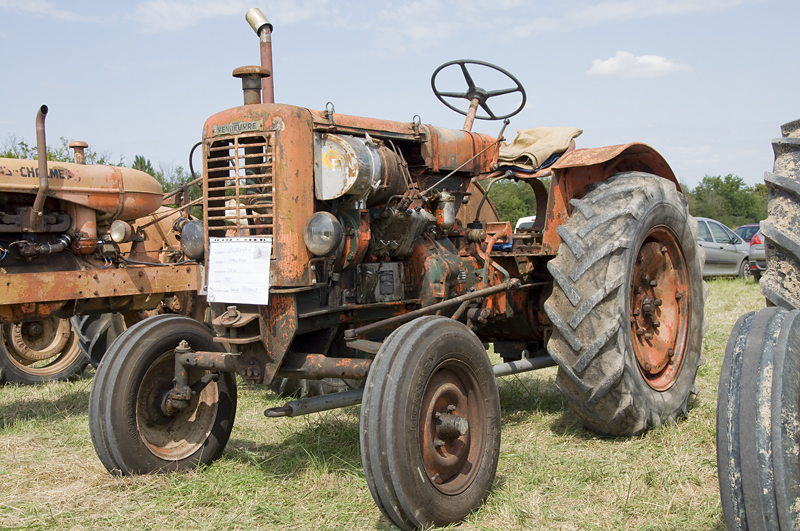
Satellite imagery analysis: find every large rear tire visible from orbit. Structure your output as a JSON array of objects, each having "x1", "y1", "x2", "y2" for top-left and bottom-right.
[
  {"x1": 71, "y1": 313, "x2": 127, "y2": 369},
  {"x1": 360, "y1": 316, "x2": 501, "y2": 530},
  {"x1": 89, "y1": 314, "x2": 237, "y2": 475},
  {"x1": 544, "y1": 172, "x2": 707, "y2": 436},
  {"x1": 0, "y1": 317, "x2": 88, "y2": 385},
  {"x1": 717, "y1": 307, "x2": 800, "y2": 531},
  {"x1": 761, "y1": 119, "x2": 800, "y2": 311}
]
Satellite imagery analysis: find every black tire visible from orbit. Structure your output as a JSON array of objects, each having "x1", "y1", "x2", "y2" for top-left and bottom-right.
[
  {"x1": 717, "y1": 307, "x2": 800, "y2": 531},
  {"x1": 360, "y1": 316, "x2": 501, "y2": 530},
  {"x1": 544, "y1": 172, "x2": 707, "y2": 436},
  {"x1": 71, "y1": 313, "x2": 127, "y2": 368},
  {"x1": 738, "y1": 259, "x2": 750, "y2": 280},
  {"x1": 761, "y1": 119, "x2": 800, "y2": 311},
  {"x1": 0, "y1": 317, "x2": 88, "y2": 385},
  {"x1": 89, "y1": 314, "x2": 237, "y2": 475}
]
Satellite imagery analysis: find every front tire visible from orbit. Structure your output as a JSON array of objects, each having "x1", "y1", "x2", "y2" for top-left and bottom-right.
[
  {"x1": 0, "y1": 317, "x2": 88, "y2": 385},
  {"x1": 544, "y1": 172, "x2": 707, "y2": 436},
  {"x1": 89, "y1": 314, "x2": 237, "y2": 475},
  {"x1": 360, "y1": 316, "x2": 501, "y2": 530},
  {"x1": 717, "y1": 307, "x2": 800, "y2": 531}
]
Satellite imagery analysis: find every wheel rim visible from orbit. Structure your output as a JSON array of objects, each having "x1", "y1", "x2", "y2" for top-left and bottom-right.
[
  {"x1": 418, "y1": 359, "x2": 486, "y2": 495},
  {"x1": 136, "y1": 351, "x2": 219, "y2": 461},
  {"x1": 1, "y1": 317, "x2": 82, "y2": 376},
  {"x1": 629, "y1": 226, "x2": 690, "y2": 391}
]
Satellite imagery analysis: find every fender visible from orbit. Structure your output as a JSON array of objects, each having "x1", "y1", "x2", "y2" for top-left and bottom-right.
[{"x1": 541, "y1": 142, "x2": 679, "y2": 254}]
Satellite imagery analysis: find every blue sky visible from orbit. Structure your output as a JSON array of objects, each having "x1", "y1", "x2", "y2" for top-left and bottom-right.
[{"x1": 1, "y1": 0, "x2": 797, "y2": 187}]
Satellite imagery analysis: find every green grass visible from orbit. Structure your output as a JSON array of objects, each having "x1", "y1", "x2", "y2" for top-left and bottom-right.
[{"x1": 0, "y1": 278, "x2": 764, "y2": 530}]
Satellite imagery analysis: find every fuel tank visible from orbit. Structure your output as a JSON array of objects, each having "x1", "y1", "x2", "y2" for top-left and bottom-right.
[{"x1": 0, "y1": 158, "x2": 163, "y2": 220}]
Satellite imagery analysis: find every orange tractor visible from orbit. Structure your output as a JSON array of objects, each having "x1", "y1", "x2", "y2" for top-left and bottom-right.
[
  {"x1": 90, "y1": 9, "x2": 707, "y2": 529},
  {"x1": 0, "y1": 106, "x2": 204, "y2": 384}
]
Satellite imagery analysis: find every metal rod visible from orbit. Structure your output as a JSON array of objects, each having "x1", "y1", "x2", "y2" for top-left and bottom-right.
[
  {"x1": 343, "y1": 278, "x2": 520, "y2": 340},
  {"x1": 264, "y1": 388, "x2": 364, "y2": 418},
  {"x1": 31, "y1": 105, "x2": 50, "y2": 227},
  {"x1": 493, "y1": 355, "x2": 556, "y2": 377}
]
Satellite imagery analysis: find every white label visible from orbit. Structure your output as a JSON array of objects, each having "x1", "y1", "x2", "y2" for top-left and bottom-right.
[{"x1": 206, "y1": 237, "x2": 272, "y2": 305}]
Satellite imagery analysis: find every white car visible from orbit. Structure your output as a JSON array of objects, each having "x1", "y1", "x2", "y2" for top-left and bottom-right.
[{"x1": 696, "y1": 217, "x2": 751, "y2": 278}]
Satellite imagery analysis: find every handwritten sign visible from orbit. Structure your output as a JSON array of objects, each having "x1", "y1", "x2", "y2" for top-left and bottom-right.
[{"x1": 206, "y1": 237, "x2": 272, "y2": 305}]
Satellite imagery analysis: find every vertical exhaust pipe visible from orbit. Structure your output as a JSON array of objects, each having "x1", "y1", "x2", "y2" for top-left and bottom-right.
[
  {"x1": 245, "y1": 8, "x2": 274, "y2": 104},
  {"x1": 31, "y1": 105, "x2": 50, "y2": 228}
]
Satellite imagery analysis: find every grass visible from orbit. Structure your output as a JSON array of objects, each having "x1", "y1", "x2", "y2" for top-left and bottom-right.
[{"x1": 0, "y1": 278, "x2": 764, "y2": 530}]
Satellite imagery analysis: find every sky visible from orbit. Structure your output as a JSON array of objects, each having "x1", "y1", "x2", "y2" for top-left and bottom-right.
[{"x1": 0, "y1": 0, "x2": 797, "y2": 188}]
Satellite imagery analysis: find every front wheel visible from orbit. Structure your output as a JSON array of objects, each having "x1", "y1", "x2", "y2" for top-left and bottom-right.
[
  {"x1": 717, "y1": 307, "x2": 800, "y2": 531},
  {"x1": 89, "y1": 314, "x2": 237, "y2": 475},
  {"x1": 544, "y1": 172, "x2": 707, "y2": 436},
  {"x1": 0, "y1": 317, "x2": 88, "y2": 385},
  {"x1": 360, "y1": 316, "x2": 501, "y2": 530}
]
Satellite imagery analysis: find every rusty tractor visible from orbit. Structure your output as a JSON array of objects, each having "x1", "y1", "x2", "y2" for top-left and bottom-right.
[
  {"x1": 717, "y1": 120, "x2": 800, "y2": 531},
  {"x1": 0, "y1": 106, "x2": 204, "y2": 385},
  {"x1": 90, "y1": 8, "x2": 707, "y2": 529}
]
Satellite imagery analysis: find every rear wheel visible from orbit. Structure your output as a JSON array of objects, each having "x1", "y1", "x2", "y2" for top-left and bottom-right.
[
  {"x1": 89, "y1": 314, "x2": 236, "y2": 475},
  {"x1": 544, "y1": 173, "x2": 707, "y2": 436},
  {"x1": 0, "y1": 317, "x2": 88, "y2": 385},
  {"x1": 738, "y1": 259, "x2": 750, "y2": 280},
  {"x1": 71, "y1": 313, "x2": 128, "y2": 368},
  {"x1": 761, "y1": 119, "x2": 800, "y2": 310},
  {"x1": 717, "y1": 307, "x2": 800, "y2": 531},
  {"x1": 360, "y1": 316, "x2": 501, "y2": 530}
]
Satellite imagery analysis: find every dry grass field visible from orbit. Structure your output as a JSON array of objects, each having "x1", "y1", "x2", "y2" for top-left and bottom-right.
[{"x1": 0, "y1": 278, "x2": 763, "y2": 530}]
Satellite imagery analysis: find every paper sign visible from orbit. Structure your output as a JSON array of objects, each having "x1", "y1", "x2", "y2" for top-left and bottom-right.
[{"x1": 206, "y1": 237, "x2": 272, "y2": 305}]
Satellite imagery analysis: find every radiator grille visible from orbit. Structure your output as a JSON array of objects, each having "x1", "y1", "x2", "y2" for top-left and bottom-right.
[{"x1": 204, "y1": 132, "x2": 275, "y2": 241}]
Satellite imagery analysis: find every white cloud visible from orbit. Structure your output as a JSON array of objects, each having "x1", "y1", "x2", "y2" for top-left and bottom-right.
[
  {"x1": 588, "y1": 51, "x2": 691, "y2": 78},
  {"x1": 0, "y1": 0, "x2": 99, "y2": 22},
  {"x1": 130, "y1": 0, "x2": 330, "y2": 32}
]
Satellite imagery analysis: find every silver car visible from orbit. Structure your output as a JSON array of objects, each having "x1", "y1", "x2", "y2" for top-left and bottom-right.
[
  {"x1": 748, "y1": 229, "x2": 766, "y2": 281},
  {"x1": 696, "y1": 217, "x2": 751, "y2": 278}
]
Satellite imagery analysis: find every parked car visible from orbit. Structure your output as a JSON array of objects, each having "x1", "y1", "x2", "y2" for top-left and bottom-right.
[
  {"x1": 748, "y1": 228, "x2": 766, "y2": 280},
  {"x1": 696, "y1": 217, "x2": 750, "y2": 278},
  {"x1": 734, "y1": 223, "x2": 760, "y2": 243}
]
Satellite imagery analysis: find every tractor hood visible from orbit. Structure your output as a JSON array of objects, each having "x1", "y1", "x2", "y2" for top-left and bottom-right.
[{"x1": 0, "y1": 158, "x2": 163, "y2": 220}]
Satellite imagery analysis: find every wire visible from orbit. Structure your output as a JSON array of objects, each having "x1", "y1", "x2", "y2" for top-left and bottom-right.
[{"x1": 118, "y1": 256, "x2": 197, "y2": 267}]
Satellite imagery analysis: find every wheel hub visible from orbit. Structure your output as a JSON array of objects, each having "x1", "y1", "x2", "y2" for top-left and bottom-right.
[
  {"x1": 5, "y1": 318, "x2": 71, "y2": 362},
  {"x1": 419, "y1": 361, "x2": 485, "y2": 495},
  {"x1": 630, "y1": 227, "x2": 690, "y2": 391}
]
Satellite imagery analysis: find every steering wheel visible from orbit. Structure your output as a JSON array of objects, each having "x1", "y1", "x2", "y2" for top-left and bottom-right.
[{"x1": 431, "y1": 59, "x2": 526, "y2": 121}]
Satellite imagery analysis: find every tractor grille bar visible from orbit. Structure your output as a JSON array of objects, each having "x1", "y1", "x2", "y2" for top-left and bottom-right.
[{"x1": 204, "y1": 131, "x2": 275, "y2": 243}]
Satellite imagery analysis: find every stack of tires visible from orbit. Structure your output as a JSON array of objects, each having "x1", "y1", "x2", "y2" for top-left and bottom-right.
[{"x1": 717, "y1": 120, "x2": 800, "y2": 530}]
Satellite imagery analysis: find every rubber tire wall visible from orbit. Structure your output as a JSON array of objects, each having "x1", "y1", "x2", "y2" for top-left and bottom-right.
[
  {"x1": 89, "y1": 314, "x2": 236, "y2": 475},
  {"x1": 360, "y1": 316, "x2": 501, "y2": 530},
  {"x1": 544, "y1": 172, "x2": 707, "y2": 436},
  {"x1": 717, "y1": 308, "x2": 800, "y2": 531},
  {"x1": 71, "y1": 314, "x2": 126, "y2": 369},
  {"x1": 0, "y1": 320, "x2": 88, "y2": 385},
  {"x1": 761, "y1": 119, "x2": 800, "y2": 310}
]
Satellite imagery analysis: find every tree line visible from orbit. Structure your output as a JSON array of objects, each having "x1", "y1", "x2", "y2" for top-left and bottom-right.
[
  {"x1": 3, "y1": 135, "x2": 766, "y2": 231},
  {"x1": 487, "y1": 174, "x2": 767, "y2": 230}
]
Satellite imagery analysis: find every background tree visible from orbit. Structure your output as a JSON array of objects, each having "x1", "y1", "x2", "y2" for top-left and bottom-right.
[
  {"x1": 486, "y1": 178, "x2": 548, "y2": 227},
  {"x1": 683, "y1": 174, "x2": 767, "y2": 228}
]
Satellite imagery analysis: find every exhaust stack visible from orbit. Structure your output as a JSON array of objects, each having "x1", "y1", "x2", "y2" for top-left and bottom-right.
[
  {"x1": 31, "y1": 105, "x2": 50, "y2": 229},
  {"x1": 245, "y1": 8, "x2": 274, "y2": 104}
]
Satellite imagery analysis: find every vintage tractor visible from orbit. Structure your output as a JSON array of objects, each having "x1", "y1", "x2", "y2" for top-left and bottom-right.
[
  {"x1": 717, "y1": 119, "x2": 800, "y2": 531},
  {"x1": 89, "y1": 9, "x2": 707, "y2": 529},
  {"x1": 0, "y1": 106, "x2": 204, "y2": 384}
]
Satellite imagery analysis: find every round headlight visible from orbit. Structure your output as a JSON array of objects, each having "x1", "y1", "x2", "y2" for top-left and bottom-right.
[
  {"x1": 180, "y1": 220, "x2": 205, "y2": 260},
  {"x1": 303, "y1": 212, "x2": 343, "y2": 256},
  {"x1": 109, "y1": 220, "x2": 133, "y2": 243}
]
